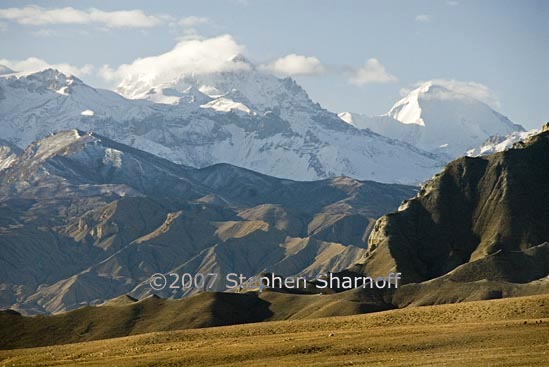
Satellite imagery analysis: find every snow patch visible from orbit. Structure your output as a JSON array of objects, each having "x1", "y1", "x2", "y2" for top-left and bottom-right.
[
  {"x1": 201, "y1": 97, "x2": 253, "y2": 115},
  {"x1": 81, "y1": 109, "x2": 95, "y2": 117},
  {"x1": 56, "y1": 86, "x2": 69, "y2": 96},
  {"x1": 103, "y1": 148, "x2": 123, "y2": 168},
  {"x1": 337, "y1": 112, "x2": 354, "y2": 126}
]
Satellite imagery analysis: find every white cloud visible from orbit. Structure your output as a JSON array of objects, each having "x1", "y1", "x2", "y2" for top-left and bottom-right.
[
  {"x1": 97, "y1": 64, "x2": 117, "y2": 82},
  {"x1": 0, "y1": 57, "x2": 94, "y2": 76},
  {"x1": 0, "y1": 6, "x2": 168, "y2": 28},
  {"x1": 262, "y1": 54, "x2": 325, "y2": 76},
  {"x1": 178, "y1": 16, "x2": 209, "y2": 28},
  {"x1": 415, "y1": 14, "x2": 431, "y2": 23},
  {"x1": 99, "y1": 35, "x2": 250, "y2": 96},
  {"x1": 173, "y1": 16, "x2": 212, "y2": 40},
  {"x1": 402, "y1": 79, "x2": 501, "y2": 108},
  {"x1": 348, "y1": 58, "x2": 397, "y2": 86},
  {"x1": 447, "y1": 1, "x2": 460, "y2": 6}
]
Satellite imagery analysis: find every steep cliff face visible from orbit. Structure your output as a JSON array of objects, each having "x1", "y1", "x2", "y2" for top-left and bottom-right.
[{"x1": 360, "y1": 126, "x2": 549, "y2": 284}]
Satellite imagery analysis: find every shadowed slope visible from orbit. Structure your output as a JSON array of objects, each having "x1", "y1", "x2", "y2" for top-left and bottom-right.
[
  {"x1": 0, "y1": 130, "x2": 416, "y2": 314},
  {"x1": 0, "y1": 287, "x2": 395, "y2": 350},
  {"x1": 360, "y1": 126, "x2": 549, "y2": 284}
]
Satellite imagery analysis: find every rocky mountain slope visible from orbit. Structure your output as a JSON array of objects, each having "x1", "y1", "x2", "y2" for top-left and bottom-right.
[
  {"x1": 0, "y1": 67, "x2": 444, "y2": 184},
  {"x1": 0, "y1": 130, "x2": 416, "y2": 314},
  {"x1": 354, "y1": 123, "x2": 549, "y2": 304},
  {"x1": 0, "y1": 139, "x2": 20, "y2": 171},
  {"x1": 0, "y1": 125, "x2": 547, "y2": 338},
  {"x1": 339, "y1": 82, "x2": 524, "y2": 158},
  {"x1": 466, "y1": 128, "x2": 540, "y2": 156}
]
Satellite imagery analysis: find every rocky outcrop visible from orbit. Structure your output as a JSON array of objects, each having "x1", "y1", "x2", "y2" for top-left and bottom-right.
[{"x1": 359, "y1": 126, "x2": 549, "y2": 285}]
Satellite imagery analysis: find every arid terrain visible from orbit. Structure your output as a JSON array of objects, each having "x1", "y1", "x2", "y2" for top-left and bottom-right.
[
  {"x1": 1, "y1": 294, "x2": 547, "y2": 366},
  {"x1": 1, "y1": 4, "x2": 547, "y2": 366}
]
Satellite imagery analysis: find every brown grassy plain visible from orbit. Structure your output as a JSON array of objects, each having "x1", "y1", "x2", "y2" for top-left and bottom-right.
[{"x1": 1, "y1": 294, "x2": 548, "y2": 366}]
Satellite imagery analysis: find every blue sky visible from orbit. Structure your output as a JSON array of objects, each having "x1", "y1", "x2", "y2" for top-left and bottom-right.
[{"x1": 0, "y1": 0, "x2": 547, "y2": 128}]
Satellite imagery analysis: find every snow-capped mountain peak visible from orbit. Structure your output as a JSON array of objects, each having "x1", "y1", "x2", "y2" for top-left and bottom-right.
[
  {"x1": 115, "y1": 52, "x2": 254, "y2": 101},
  {"x1": 386, "y1": 82, "x2": 439, "y2": 126},
  {"x1": 342, "y1": 81, "x2": 524, "y2": 157},
  {"x1": 115, "y1": 56, "x2": 313, "y2": 116},
  {"x1": 0, "y1": 67, "x2": 445, "y2": 184},
  {"x1": 227, "y1": 53, "x2": 255, "y2": 69},
  {"x1": 2, "y1": 68, "x2": 83, "y2": 96}
]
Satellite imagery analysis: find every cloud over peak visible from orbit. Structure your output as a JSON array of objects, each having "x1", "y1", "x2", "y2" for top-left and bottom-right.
[
  {"x1": 0, "y1": 57, "x2": 93, "y2": 76},
  {"x1": 100, "y1": 34, "x2": 250, "y2": 97},
  {"x1": 348, "y1": 58, "x2": 398, "y2": 86},
  {"x1": 401, "y1": 79, "x2": 501, "y2": 108}
]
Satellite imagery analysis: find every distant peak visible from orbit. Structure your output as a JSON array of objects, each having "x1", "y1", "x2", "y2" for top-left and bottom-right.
[
  {"x1": 407, "y1": 81, "x2": 455, "y2": 99},
  {"x1": 5, "y1": 68, "x2": 84, "y2": 95},
  {"x1": 414, "y1": 81, "x2": 434, "y2": 93},
  {"x1": 387, "y1": 88, "x2": 425, "y2": 126},
  {"x1": 228, "y1": 54, "x2": 253, "y2": 66},
  {"x1": 30, "y1": 68, "x2": 81, "y2": 81},
  {"x1": 0, "y1": 65, "x2": 15, "y2": 76},
  {"x1": 387, "y1": 81, "x2": 476, "y2": 126},
  {"x1": 12, "y1": 68, "x2": 64, "y2": 78}
]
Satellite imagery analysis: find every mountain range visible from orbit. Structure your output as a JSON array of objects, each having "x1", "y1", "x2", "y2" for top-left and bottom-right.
[
  {"x1": 0, "y1": 50, "x2": 547, "y2": 345},
  {"x1": 0, "y1": 61, "x2": 526, "y2": 185},
  {"x1": 1, "y1": 124, "x2": 547, "y2": 316},
  {"x1": 0, "y1": 129, "x2": 416, "y2": 314},
  {"x1": 0, "y1": 65, "x2": 445, "y2": 185},
  {"x1": 0, "y1": 124, "x2": 547, "y2": 342}
]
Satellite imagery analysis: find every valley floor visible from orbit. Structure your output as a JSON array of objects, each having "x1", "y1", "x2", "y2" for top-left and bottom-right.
[{"x1": 1, "y1": 294, "x2": 548, "y2": 367}]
